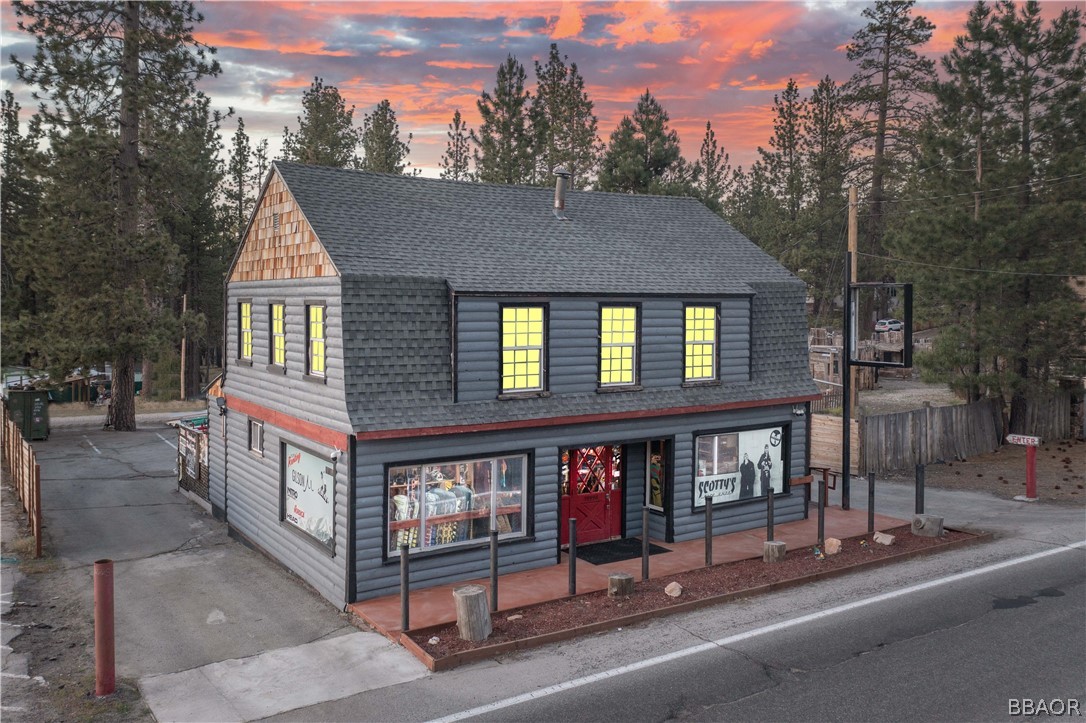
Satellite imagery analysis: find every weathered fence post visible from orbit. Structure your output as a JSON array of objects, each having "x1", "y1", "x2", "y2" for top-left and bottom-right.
[
  {"x1": 867, "y1": 472, "x2": 875, "y2": 535},
  {"x1": 915, "y1": 464, "x2": 925, "y2": 515},
  {"x1": 641, "y1": 506, "x2": 650, "y2": 581},
  {"x1": 568, "y1": 518, "x2": 577, "y2": 596},
  {"x1": 766, "y1": 487, "x2": 775, "y2": 542},
  {"x1": 489, "y1": 529, "x2": 499, "y2": 612},
  {"x1": 94, "y1": 560, "x2": 115, "y2": 696},
  {"x1": 818, "y1": 474, "x2": 827, "y2": 547},
  {"x1": 453, "y1": 585, "x2": 491, "y2": 642}
]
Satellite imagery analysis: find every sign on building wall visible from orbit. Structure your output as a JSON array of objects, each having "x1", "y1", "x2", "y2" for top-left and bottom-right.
[
  {"x1": 283, "y1": 442, "x2": 334, "y2": 548},
  {"x1": 694, "y1": 426, "x2": 786, "y2": 507}
]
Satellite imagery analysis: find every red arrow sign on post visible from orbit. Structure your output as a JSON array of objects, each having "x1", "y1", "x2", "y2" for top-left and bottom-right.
[{"x1": 1007, "y1": 434, "x2": 1042, "y2": 501}]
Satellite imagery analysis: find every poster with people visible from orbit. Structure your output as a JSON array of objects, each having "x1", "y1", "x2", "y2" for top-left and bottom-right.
[
  {"x1": 694, "y1": 426, "x2": 785, "y2": 507},
  {"x1": 283, "y1": 442, "x2": 335, "y2": 548}
]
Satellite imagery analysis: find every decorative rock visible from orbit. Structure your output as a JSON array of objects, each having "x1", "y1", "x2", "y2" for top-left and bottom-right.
[
  {"x1": 506, "y1": 614, "x2": 523, "y2": 621},
  {"x1": 453, "y1": 584, "x2": 492, "y2": 642},
  {"x1": 912, "y1": 514, "x2": 945, "y2": 537},
  {"x1": 664, "y1": 582, "x2": 683, "y2": 598},
  {"x1": 763, "y1": 540, "x2": 787, "y2": 563},
  {"x1": 608, "y1": 572, "x2": 635, "y2": 597},
  {"x1": 427, "y1": 636, "x2": 440, "y2": 646},
  {"x1": 873, "y1": 531, "x2": 896, "y2": 546},
  {"x1": 825, "y1": 538, "x2": 842, "y2": 555}
]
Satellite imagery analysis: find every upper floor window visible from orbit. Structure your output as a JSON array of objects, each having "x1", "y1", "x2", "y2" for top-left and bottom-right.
[
  {"x1": 238, "y1": 301, "x2": 253, "y2": 361},
  {"x1": 501, "y1": 306, "x2": 545, "y2": 392},
  {"x1": 600, "y1": 305, "x2": 638, "y2": 386},
  {"x1": 684, "y1": 305, "x2": 717, "y2": 381},
  {"x1": 307, "y1": 304, "x2": 326, "y2": 377},
  {"x1": 270, "y1": 303, "x2": 286, "y2": 367}
]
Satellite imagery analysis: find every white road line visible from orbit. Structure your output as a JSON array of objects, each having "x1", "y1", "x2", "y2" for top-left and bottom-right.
[
  {"x1": 429, "y1": 540, "x2": 1086, "y2": 723},
  {"x1": 156, "y1": 433, "x2": 177, "y2": 450},
  {"x1": 83, "y1": 435, "x2": 101, "y2": 455}
]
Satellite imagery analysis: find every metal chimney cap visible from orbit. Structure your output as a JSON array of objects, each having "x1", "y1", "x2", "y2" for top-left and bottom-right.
[{"x1": 552, "y1": 165, "x2": 571, "y2": 178}]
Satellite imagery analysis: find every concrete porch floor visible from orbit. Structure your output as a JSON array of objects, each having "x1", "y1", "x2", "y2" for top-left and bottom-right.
[{"x1": 349, "y1": 505, "x2": 907, "y2": 639}]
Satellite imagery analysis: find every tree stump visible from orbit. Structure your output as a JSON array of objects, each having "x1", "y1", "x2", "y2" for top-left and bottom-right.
[
  {"x1": 453, "y1": 585, "x2": 491, "y2": 642},
  {"x1": 912, "y1": 514, "x2": 944, "y2": 538},
  {"x1": 608, "y1": 572, "x2": 634, "y2": 597},
  {"x1": 763, "y1": 540, "x2": 787, "y2": 563}
]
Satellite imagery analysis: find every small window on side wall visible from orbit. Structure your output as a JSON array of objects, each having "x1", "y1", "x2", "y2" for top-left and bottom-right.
[
  {"x1": 248, "y1": 419, "x2": 264, "y2": 455},
  {"x1": 270, "y1": 303, "x2": 286, "y2": 367},
  {"x1": 307, "y1": 304, "x2": 326, "y2": 377},
  {"x1": 238, "y1": 301, "x2": 253, "y2": 361}
]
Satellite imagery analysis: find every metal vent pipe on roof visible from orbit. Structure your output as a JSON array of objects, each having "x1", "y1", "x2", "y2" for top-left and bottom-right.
[{"x1": 553, "y1": 165, "x2": 571, "y2": 219}]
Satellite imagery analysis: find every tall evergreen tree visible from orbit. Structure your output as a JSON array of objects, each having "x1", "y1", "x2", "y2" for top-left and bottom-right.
[
  {"x1": 760, "y1": 79, "x2": 806, "y2": 227},
  {"x1": 281, "y1": 77, "x2": 360, "y2": 168},
  {"x1": 439, "y1": 109, "x2": 473, "y2": 181},
  {"x1": 530, "y1": 43, "x2": 600, "y2": 188},
  {"x1": 1, "y1": 91, "x2": 42, "y2": 366},
  {"x1": 844, "y1": 0, "x2": 936, "y2": 279},
  {"x1": 597, "y1": 90, "x2": 683, "y2": 194},
  {"x1": 225, "y1": 117, "x2": 253, "y2": 243},
  {"x1": 360, "y1": 99, "x2": 413, "y2": 174},
  {"x1": 692, "y1": 121, "x2": 730, "y2": 213},
  {"x1": 12, "y1": 0, "x2": 219, "y2": 430},
  {"x1": 886, "y1": 0, "x2": 1085, "y2": 410},
  {"x1": 473, "y1": 56, "x2": 534, "y2": 185}
]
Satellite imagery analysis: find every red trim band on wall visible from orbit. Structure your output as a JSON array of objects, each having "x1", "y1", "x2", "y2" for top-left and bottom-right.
[
  {"x1": 227, "y1": 396, "x2": 350, "y2": 449},
  {"x1": 356, "y1": 394, "x2": 820, "y2": 441}
]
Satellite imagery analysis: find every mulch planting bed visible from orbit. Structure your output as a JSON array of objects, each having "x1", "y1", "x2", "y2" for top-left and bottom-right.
[{"x1": 406, "y1": 525, "x2": 982, "y2": 669}]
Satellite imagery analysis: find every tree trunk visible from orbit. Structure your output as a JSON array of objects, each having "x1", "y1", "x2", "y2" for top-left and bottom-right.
[
  {"x1": 453, "y1": 585, "x2": 491, "y2": 642},
  {"x1": 111, "y1": 354, "x2": 137, "y2": 431},
  {"x1": 141, "y1": 357, "x2": 153, "y2": 400}
]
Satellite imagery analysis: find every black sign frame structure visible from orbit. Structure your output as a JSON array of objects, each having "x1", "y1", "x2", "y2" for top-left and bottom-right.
[{"x1": 848, "y1": 281, "x2": 914, "y2": 368}]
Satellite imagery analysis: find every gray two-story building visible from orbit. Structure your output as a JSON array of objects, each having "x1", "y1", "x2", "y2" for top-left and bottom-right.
[{"x1": 210, "y1": 161, "x2": 819, "y2": 607}]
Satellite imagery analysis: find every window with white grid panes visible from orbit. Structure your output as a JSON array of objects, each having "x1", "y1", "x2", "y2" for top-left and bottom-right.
[
  {"x1": 600, "y1": 306, "x2": 638, "y2": 386},
  {"x1": 270, "y1": 303, "x2": 285, "y2": 367},
  {"x1": 307, "y1": 304, "x2": 326, "y2": 377},
  {"x1": 684, "y1": 305, "x2": 717, "y2": 381},
  {"x1": 501, "y1": 306, "x2": 545, "y2": 392},
  {"x1": 238, "y1": 302, "x2": 252, "y2": 361}
]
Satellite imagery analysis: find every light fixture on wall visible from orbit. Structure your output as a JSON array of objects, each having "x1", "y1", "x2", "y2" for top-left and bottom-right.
[
  {"x1": 215, "y1": 396, "x2": 227, "y2": 417},
  {"x1": 792, "y1": 404, "x2": 806, "y2": 416},
  {"x1": 330, "y1": 447, "x2": 342, "y2": 463}
]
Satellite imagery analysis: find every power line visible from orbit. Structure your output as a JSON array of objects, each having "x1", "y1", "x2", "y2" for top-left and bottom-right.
[
  {"x1": 880, "y1": 172, "x2": 1085, "y2": 205},
  {"x1": 856, "y1": 251, "x2": 1084, "y2": 278}
]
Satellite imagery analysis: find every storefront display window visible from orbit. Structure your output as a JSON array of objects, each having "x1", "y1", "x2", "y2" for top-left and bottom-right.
[
  {"x1": 646, "y1": 440, "x2": 668, "y2": 511},
  {"x1": 282, "y1": 442, "x2": 334, "y2": 549},
  {"x1": 387, "y1": 454, "x2": 527, "y2": 554},
  {"x1": 694, "y1": 426, "x2": 786, "y2": 507}
]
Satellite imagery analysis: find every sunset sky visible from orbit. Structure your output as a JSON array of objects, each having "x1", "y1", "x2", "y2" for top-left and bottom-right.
[{"x1": 0, "y1": 1, "x2": 1077, "y2": 176}]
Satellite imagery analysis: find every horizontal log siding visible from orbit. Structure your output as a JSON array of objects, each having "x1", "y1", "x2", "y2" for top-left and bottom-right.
[
  {"x1": 223, "y1": 279, "x2": 352, "y2": 606},
  {"x1": 351, "y1": 403, "x2": 805, "y2": 600},
  {"x1": 456, "y1": 296, "x2": 754, "y2": 400},
  {"x1": 223, "y1": 411, "x2": 349, "y2": 606},
  {"x1": 207, "y1": 400, "x2": 226, "y2": 517}
]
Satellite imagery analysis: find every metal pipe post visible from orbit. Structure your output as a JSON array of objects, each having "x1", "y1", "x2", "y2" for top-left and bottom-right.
[
  {"x1": 766, "y1": 488, "x2": 775, "y2": 542},
  {"x1": 915, "y1": 464, "x2": 925, "y2": 514},
  {"x1": 704, "y1": 496, "x2": 714, "y2": 566},
  {"x1": 568, "y1": 518, "x2": 577, "y2": 596},
  {"x1": 818, "y1": 477, "x2": 826, "y2": 547},
  {"x1": 867, "y1": 472, "x2": 875, "y2": 534},
  {"x1": 641, "y1": 507, "x2": 650, "y2": 581},
  {"x1": 489, "y1": 529, "x2": 499, "y2": 611},
  {"x1": 94, "y1": 559, "x2": 115, "y2": 697},
  {"x1": 841, "y1": 250, "x2": 852, "y2": 510},
  {"x1": 399, "y1": 544, "x2": 410, "y2": 632}
]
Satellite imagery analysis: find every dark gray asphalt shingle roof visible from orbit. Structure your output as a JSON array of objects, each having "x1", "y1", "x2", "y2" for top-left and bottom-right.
[{"x1": 274, "y1": 161, "x2": 798, "y2": 295}]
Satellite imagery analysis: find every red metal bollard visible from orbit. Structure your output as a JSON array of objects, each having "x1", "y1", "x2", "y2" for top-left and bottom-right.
[
  {"x1": 94, "y1": 559, "x2": 115, "y2": 696},
  {"x1": 1026, "y1": 444, "x2": 1037, "y2": 500}
]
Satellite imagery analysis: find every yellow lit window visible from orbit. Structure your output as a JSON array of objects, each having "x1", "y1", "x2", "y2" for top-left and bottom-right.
[
  {"x1": 684, "y1": 306, "x2": 717, "y2": 381},
  {"x1": 271, "y1": 304, "x2": 285, "y2": 366},
  {"x1": 239, "y1": 302, "x2": 252, "y2": 360},
  {"x1": 600, "y1": 306, "x2": 637, "y2": 386},
  {"x1": 308, "y1": 305, "x2": 326, "y2": 377},
  {"x1": 501, "y1": 306, "x2": 544, "y2": 392}
]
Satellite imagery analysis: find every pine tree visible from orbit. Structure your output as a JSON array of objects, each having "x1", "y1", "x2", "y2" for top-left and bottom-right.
[
  {"x1": 1, "y1": 91, "x2": 42, "y2": 366},
  {"x1": 440, "y1": 109, "x2": 473, "y2": 181},
  {"x1": 281, "y1": 77, "x2": 361, "y2": 168},
  {"x1": 597, "y1": 90, "x2": 683, "y2": 194},
  {"x1": 473, "y1": 56, "x2": 534, "y2": 185},
  {"x1": 360, "y1": 99, "x2": 413, "y2": 174},
  {"x1": 530, "y1": 44, "x2": 600, "y2": 188},
  {"x1": 225, "y1": 117, "x2": 253, "y2": 243},
  {"x1": 692, "y1": 121, "x2": 730, "y2": 214},
  {"x1": 12, "y1": 0, "x2": 219, "y2": 430},
  {"x1": 844, "y1": 0, "x2": 936, "y2": 279}
]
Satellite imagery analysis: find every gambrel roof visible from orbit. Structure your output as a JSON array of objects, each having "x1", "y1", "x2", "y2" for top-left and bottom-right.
[{"x1": 272, "y1": 161, "x2": 798, "y2": 295}]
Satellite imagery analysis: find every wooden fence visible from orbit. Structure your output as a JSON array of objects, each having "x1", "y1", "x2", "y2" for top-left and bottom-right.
[
  {"x1": 810, "y1": 414, "x2": 862, "y2": 475},
  {"x1": 1010, "y1": 388, "x2": 1072, "y2": 442},
  {"x1": 861, "y1": 399, "x2": 1004, "y2": 475},
  {"x1": 1, "y1": 406, "x2": 43, "y2": 558}
]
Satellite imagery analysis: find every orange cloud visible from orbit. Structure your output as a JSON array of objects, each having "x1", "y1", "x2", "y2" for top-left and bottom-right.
[
  {"x1": 378, "y1": 49, "x2": 415, "y2": 58},
  {"x1": 427, "y1": 60, "x2": 494, "y2": 70},
  {"x1": 439, "y1": 43, "x2": 462, "y2": 48},
  {"x1": 749, "y1": 39, "x2": 773, "y2": 59},
  {"x1": 603, "y1": 1, "x2": 691, "y2": 49},
  {"x1": 678, "y1": 56, "x2": 700, "y2": 65},
  {"x1": 371, "y1": 29, "x2": 398, "y2": 39},
  {"x1": 195, "y1": 29, "x2": 354, "y2": 57},
  {"x1": 551, "y1": 1, "x2": 584, "y2": 39},
  {"x1": 636, "y1": 62, "x2": 658, "y2": 69}
]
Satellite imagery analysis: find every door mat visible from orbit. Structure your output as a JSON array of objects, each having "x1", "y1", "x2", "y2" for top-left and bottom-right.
[{"x1": 575, "y1": 538, "x2": 671, "y2": 566}]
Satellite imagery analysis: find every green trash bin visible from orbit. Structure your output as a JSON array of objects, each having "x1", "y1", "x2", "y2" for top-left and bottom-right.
[{"x1": 6, "y1": 389, "x2": 50, "y2": 441}]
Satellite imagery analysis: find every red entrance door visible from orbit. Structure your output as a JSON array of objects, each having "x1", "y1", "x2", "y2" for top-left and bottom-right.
[{"x1": 560, "y1": 446, "x2": 623, "y2": 546}]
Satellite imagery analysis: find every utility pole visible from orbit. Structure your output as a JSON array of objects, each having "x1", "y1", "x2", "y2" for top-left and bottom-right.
[
  {"x1": 842, "y1": 186, "x2": 858, "y2": 510},
  {"x1": 180, "y1": 293, "x2": 187, "y2": 401},
  {"x1": 848, "y1": 185, "x2": 858, "y2": 418}
]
